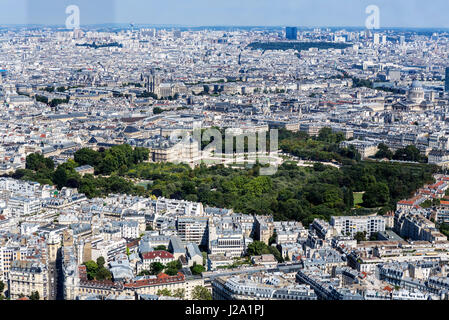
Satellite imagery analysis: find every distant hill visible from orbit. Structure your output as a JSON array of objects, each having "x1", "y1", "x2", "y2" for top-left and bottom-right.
[{"x1": 247, "y1": 41, "x2": 352, "y2": 52}]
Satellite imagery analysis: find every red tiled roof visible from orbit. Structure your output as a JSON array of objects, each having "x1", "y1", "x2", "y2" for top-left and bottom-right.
[
  {"x1": 127, "y1": 240, "x2": 139, "y2": 248},
  {"x1": 157, "y1": 273, "x2": 170, "y2": 279},
  {"x1": 124, "y1": 272, "x2": 185, "y2": 289},
  {"x1": 429, "y1": 181, "x2": 445, "y2": 189},
  {"x1": 142, "y1": 250, "x2": 174, "y2": 260},
  {"x1": 399, "y1": 195, "x2": 424, "y2": 205},
  {"x1": 78, "y1": 265, "x2": 88, "y2": 281}
]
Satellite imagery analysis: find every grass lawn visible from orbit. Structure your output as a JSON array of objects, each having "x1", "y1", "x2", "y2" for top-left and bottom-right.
[
  {"x1": 137, "y1": 181, "x2": 152, "y2": 188},
  {"x1": 353, "y1": 192, "x2": 365, "y2": 206}
]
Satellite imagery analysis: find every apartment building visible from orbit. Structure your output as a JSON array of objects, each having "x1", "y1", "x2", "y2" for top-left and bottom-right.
[
  {"x1": 8, "y1": 197, "x2": 41, "y2": 217},
  {"x1": 309, "y1": 219, "x2": 337, "y2": 240},
  {"x1": 176, "y1": 217, "x2": 209, "y2": 246},
  {"x1": 152, "y1": 197, "x2": 204, "y2": 217},
  {"x1": 209, "y1": 234, "x2": 247, "y2": 258},
  {"x1": 207, "y1": 254, "x2": 234, "y2": 271},
  {"x1": 331, "y1": 216, "x2": 386, "y2": 238},
  {"x1": 212, "y1": 274, "x2": 317, "y2": 300},
  {"x1": 254, "y1": 216, "x2": 274, "y2": 245},
  {"x1": 111, "y1": 221, "x2": 140, "y2": 240},
  {"x1": 61, "y1": 245, "x2": 82, "y2": 300},
  {"x1": 91, "y1": 238, "x2": 127, "y2": 263},
  {"x1": 0, "y1": 245, "x2": 26, "y2": 282},
  {"x1": 123, "y1": 273, "x2": 204, "y2": 299},
  {"x1": 9, "y1": 260, "x2": 49, "y2": 300},
  {"x1": 141, "y1": 251, "x2": 175, "y2": 270},
  {"x1": 0, "y1": 178, "x2": 41, "y2": 196},
  {"x1": 394, "y1": 210, "x2": 447, "y2": 242},
  {"x1": 274, "y1": 221, "x2": 307, "y2": 244},
  {"x1": 296, "y1": 267, "x2": 364, "y2": 300}
]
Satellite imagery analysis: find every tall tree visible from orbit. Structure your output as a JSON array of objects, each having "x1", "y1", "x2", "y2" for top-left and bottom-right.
[
  {"x1": 96, "y1": 257, "x2": 106, "y2": 269},
  {"x1": 190, "y1": 263, "x2": 206, "y2": 275},
  {"x1": 343, "y1": 187, "x2": 354, "y2": 208},
  {"x1": 192, "y1": 286, "x2": 212, "y2": 300},
  {"x1": 157, "y1": 289, "x2": 172, "y2": 297},
  {"x1": 53, "y1": 166, "x2": 68, "y2": 189},
  {"x1": 173, "y1": 288, "x2": 185, "y2": 299},
  {"x1": 150, "y1": 262, "x2": 165, "y2": 275},
  {"x1": 363, "y1": 183, "x2": 390, "y2": 208},
  {"x1": 29, "y1": 291, "x2": 40, "y2": 300}
]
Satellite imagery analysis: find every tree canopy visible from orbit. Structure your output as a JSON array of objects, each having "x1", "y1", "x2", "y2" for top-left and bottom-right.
[
  {"x1": 14, "y1": 134, "x2": 438, "y2": 227},
  {"x1": 29, "y1": 291, "x2": 40, "y2": 300},
  {"x1": 190, "y1": 263, "x2": 206, "y2": 275},
  {"x1": 363, "y1": 182, "x2": 390, "y2": 208},
  {"x1": 192, "y1": 286, "x2": 212, "y2": 300},
  {"x1": 150, "y1": 262, "x2": 165, "y2": 275},
  {"x1": 393, "y1": 145, "x2": 427, "y2": 163},
  {"x1": 82, "y1": 259, "x2": 111, "y2": 281}
]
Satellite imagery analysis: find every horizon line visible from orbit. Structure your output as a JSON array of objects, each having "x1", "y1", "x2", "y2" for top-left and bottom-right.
[{"x1": 2, "y1": 24, "x2": 449, "y2": 31}]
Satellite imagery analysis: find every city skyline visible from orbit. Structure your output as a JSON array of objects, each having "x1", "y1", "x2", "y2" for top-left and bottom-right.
[{"x1": 0, "y1": 0, "x2": 449, "y2": 28}]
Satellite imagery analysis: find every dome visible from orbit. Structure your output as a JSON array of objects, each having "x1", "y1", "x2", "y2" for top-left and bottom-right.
[
  {"x1": 410, "y1": 80, "x2": 423, "y2": 90},
  {"x1": 408, "y1": 80, "x2": 425, "y2": 104}
]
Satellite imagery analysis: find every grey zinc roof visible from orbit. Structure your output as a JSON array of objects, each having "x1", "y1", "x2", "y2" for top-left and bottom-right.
[
  {"x1": 74, "y1": 165, "x2": 94, "y2": 172},
  {"x1": 169, "y1": 236, "x2": 185, "y2": 253},
  {"x1": 187, "y1": 243, "x2": 202, "y2": 258}
]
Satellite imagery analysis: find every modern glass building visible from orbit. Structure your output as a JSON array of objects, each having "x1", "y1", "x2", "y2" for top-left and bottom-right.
[{"x1": 285, "y1": 27, "x2": 298, "y2": 40}]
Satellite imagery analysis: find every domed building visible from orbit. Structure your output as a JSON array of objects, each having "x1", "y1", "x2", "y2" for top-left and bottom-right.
[
  {"x1": 391, "y1": 80, "x2": 434, "y2": 112},
  {"x1": 407, "y1": 80, "x2": 425, "y2": 104}
]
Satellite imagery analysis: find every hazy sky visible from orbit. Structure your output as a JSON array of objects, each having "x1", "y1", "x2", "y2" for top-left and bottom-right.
[{"x1": 0, "y1": 0, "x2": 447, "y2": 28}]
